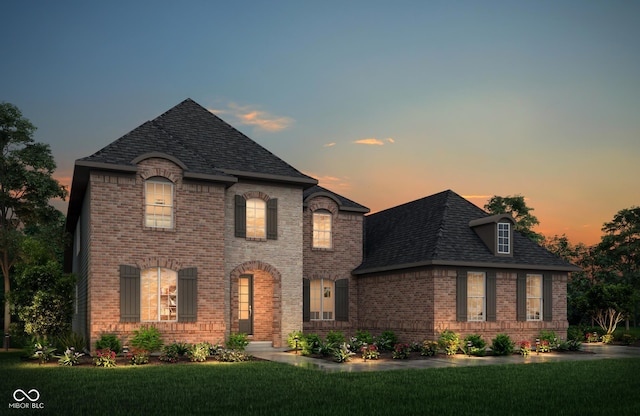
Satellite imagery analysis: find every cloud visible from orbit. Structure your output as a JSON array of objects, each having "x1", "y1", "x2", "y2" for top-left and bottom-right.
[
  {"x1": 209, "y1": 103, "x2": 293, "y2": 132},
  {"x1": 353, "y1": 137, "x2": 396, "y2": 146},
  {"x1": 462, "y1": 195, "x2": 493, "y2": 200},
  {"x1": 304, "y1": 172, "x2": 352, "y2": 193},
  {"x1": 323, "y1": 142, "x2": 336, "y2": 147},
  {"x1": 354, "y1": 138, "x2": 385, "y2": 146}
]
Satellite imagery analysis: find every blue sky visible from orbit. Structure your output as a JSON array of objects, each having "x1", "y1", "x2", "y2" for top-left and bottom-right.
[{"x1": 3, "y1": 0, "x2": 639, "y2": 245}]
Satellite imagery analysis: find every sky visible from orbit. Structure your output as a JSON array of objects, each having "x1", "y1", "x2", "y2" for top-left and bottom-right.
[{"x1": 2, "y1": 0, "x2": 639, "y2": 246}]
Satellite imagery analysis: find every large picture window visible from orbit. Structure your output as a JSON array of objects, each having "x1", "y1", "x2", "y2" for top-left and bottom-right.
[
  {"x1": 310, "y1": 279, "x2": 335, "y2": 320},
  {"x1": 312, "y1": 211, "x2": 332, "y2": 249},
  {"x1": 467, "y1": 272, "x2": 486, "y2": 322},
  {"x1": 145, "y1": 178, "x2": 174, "y2": 228},
  {"x1": 526, "y1": 274, "x2": 542, "y2": 321},
  {"x1": 141, "y1": 267, "x2": 177, "y2": 321}
]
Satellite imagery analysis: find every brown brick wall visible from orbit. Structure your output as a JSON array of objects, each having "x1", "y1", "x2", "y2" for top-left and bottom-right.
[
  {"x1": 302, "y1": 196, "x2": 364, "y2": 338},
  {"x1": 86, "y1": 158, "x2": 227, "y2": 350}
]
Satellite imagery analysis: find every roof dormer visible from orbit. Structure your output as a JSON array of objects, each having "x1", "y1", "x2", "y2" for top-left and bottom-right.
[{"x1": 469, "y1": 214, "x2": 516, "y2": 257}]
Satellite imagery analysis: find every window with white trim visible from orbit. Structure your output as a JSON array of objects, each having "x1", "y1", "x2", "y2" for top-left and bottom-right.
[
  {"x1": 312, "y1": 211, "x2": 332, "y2": 248},
  {"x1": 467, "y1": 271, "x2": 486, "y2": 321},
  {"x1": 526, "y1": 274, "x2": 542, "y2": 321},
  {"x1": 141, "y1": 267, "x2": 177, "y2": 321},
  {"x1": 497, "y1": 222, "x2": 510, "y2": 254},
  {"x1": 246, "y1": 198, "x2": 266, "y2": 239},
  {"x1": 310, "y1": 279, "x2": 334, "y2": 320},
  {"x1": 145, "y1": 178, "x2": 174, "y2": 228}
]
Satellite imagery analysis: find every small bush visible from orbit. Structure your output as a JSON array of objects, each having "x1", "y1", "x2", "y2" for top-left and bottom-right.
[
  {"x1": 420, "y1": 340, "x2": 438, "y2": 357},
  {"x1": 94, "y1": 348, "x2": 117, "y2": 367},
  {"x1": 188, "y1": 342, "x2": 211, "y2": 362},
  {"x1": 491, "y1": 333, "x2": 515, "y2": 355},
  {"x1": 463, "y1": 334, "x2": 487, "y2": 356},
  {"x1": 57, "y1": 347, "x2": 84, "y2": 366},
  {"x1": 439, "y1": 330, "x2": 461, "y2": 355},
  {"x1": 126, "y1": 348, "x2": 150, "y2": 365},
  {"x1": 130, "y1": 325, "x2": 163, "y2": 352},
  {"x1": 213, "y1": 349, "x2": 252, "y2": 362},
  {"x1": 326, "y1": 330, "x2": 346, "y2": 346},
  {"x1": 392, "y1": 343, "x2": 410, "y2": 359},
  {"x1": 226, "y1": 333, "x2": 249, "y2": 351},
  {"x1": 351, "y1": 330, "x2": 374, "y2": 352},
  {"x1": 54, "y1": 332, "x2": 86, "y2": 353},
  {"x1": 360, "y1": 344, "x2": 380, "y2": 360},
  {"x1": 333, "y1": 342, "x2": 355, "y2": 363},
  {"x1": 287, "y1": 331, "x2": 304, "y2": 349},
  {"x1": 303, "y1": 333, "x2": 322, "y2": 355},
  {"x1": 95, "y1": 334, "x2": 122, "y2": 355},
  {"x1": 375, "y1": 330, "x2": 398, "y2": 351},
  {"x1": 159, "y1": 343, "x2": 183, "y2": 363}
]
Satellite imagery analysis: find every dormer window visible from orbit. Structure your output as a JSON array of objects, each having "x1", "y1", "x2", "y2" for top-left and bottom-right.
[{"x1": 497, "y1": 223, "x2": 511, "y2": 254}]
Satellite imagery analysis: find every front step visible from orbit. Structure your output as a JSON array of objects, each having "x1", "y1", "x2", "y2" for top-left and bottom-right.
[{"x1": 245, "y1": 341, "x2": 273, "y2": 352}]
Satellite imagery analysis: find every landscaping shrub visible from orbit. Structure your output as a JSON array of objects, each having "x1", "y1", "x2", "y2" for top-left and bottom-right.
[
  {"x1": 95, "y1": 334, "x2": 122, "y2": 354},
  {"x1": 333, "y1": 342, "x2": 355, "y2": 363},
  {"x1": 130, "y1": 325, "x2": 163, "y2": 352},
  {"x1": 360, "y1": 344, "x2": 380, "y2": 360},
  {"x1": 159, "y1": 343, "x2": 183, "y2": 363},
  {"x1": 439, "y1": 330, "x2": 461, "y2": 355},
  {"x1": 351, "y1": 330, "x2": 374, "y2": 352},
  {"x1": 54, "y1": 332, "x2": 86, "y2": 353},
  {"x1": 188, "y1": 342, "x2": 211, "y2": 362},
  {"x1": 212, "y1": 348, "x2": 252, "y2": 362},
  {"x1": 287, "y1": 331, "x2": 304, "y2": 349},
  {"x1": 94, "y1": 348, "x2": 117, "y2": 367},
  {"x1": 126, "y1": 348, "x2": 150, "y2": 365},
  {"x1": 491, "y1": 333, "x2": 515, "y2": 355},
  {"x1": 392, "y1": 343, "x2": 410, "y2": 359},
  {"x1": 326, "y1": 330, "x2": 346, "y2": 346},
  {"x1": 226, "y1": 333, "x2": 249, "y2": 350},
  {"x1": 420, "y1": 340, "x2": 438, "y2": 356},
  {"x1": 463, "y1": 334, "x2": 487, "y2": 356},
  {"x1": 57, "y1": 347, "x2": 84, "y2": 366},
  {"x1": 375, "y1": 330, "x2": 398, "y2": 351},
  {"x1": 303, "y1": 333, "x2": 322, "y2": 355}
]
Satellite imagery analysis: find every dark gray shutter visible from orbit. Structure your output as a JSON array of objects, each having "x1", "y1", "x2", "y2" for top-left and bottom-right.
[
  {"x1": 235, "y1": 195, "x2": 246, "y2": 238},
  {"x1": 335, "y1": 279, "x2": 349, "y2": 322},
  {"x1": 486, "y1": 271, "x2": 496, "y2": 322},
  {"x1": 303, "y1": 278, "x2": 310, "y2": 322},
  {"x1": 267, "y1": 198, "x2": 278, "y2": 240},
  {"x1": 543, "y1": 273, "x2": 553, "y2": 321},
  {"x1": 516, "y1": 272, "x2": 526, "y2": 321},
  {"x1": 120, "y1": 265, "x2": 140, "y2": 322},
  {"x1": 456, "y1": 270, "x2": 467, "y2": 322},
  {"x1": 178, "y1": 267, "x2": 197, "y2": 322}
]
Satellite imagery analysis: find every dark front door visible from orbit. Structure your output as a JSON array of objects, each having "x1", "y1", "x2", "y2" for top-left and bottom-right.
[{"x1": 238, "y1": 274, "x2": 253, "y2": 334}]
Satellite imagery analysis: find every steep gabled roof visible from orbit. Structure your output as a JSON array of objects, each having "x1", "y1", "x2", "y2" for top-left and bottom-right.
[
  {"x1": 353, "y1": 190, "x2": 580, "y2": 274},
  {"x1": 77, "y1": 98, "x2": 317, "y2": 184},
  {"x1": 303, "y1": 185, "x2": 370, "y2": 213}
]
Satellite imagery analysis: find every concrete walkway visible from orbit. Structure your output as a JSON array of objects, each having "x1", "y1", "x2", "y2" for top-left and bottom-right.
[{"x1": 245, "y1": 343, "x2": 640, "y2": 373}]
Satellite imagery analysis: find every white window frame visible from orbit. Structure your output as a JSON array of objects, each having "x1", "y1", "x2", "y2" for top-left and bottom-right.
[
  {"x1": 497, "y1": 222, "x2": 511, "y2": 254},
  {"x1": 141, "y1": 267, "x2": 178, "y2": 322},
  {"x1": 526, "y1": 274, "x2": 542, "y2": 321},
  {"x1": 310, "y1": 279, "x2": 335, "y2": 321},
  {"x1": 145, "y1": 178, "x2": 174, "y2": 228},
  {"x1": 467, "y1": 271, "x2": 486, "y2": 322},
  {"x1": 246, "y1": 198, "x2": 266, "y2": 239},
  {"x1": 312, "y1": 211, "x2": 333, "y2": 249}
]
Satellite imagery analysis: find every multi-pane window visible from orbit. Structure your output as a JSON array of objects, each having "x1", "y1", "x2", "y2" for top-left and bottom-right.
[
  {"x1": 526, "y1": 274, "x2": 542, "y2": 321},
  {"x1": 312, "y1": 211, "x2": 332, "y2": 248},
  {"x1": 310, "y1": 279, "x2": 335, "y2": 320},
  {"x1": 141, "y1": 267, "x2": 177, "y2": 321},
  {"x1": 246, "y1": 198, "x2": 266, "y2": 239},
  {"x1": 497, "y1": 222, "x2": 510, "y2": 254},
  {"x1": 145, "y1": 178, "x2": 174, "y2": 228},
  {"x1": 467, "y1": 272, "x2": 486, "y2": 321}
]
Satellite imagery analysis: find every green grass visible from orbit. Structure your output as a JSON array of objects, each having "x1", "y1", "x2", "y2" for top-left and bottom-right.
[{"x1": 1, "y1": 352, "x2": 639, "y2": 415}]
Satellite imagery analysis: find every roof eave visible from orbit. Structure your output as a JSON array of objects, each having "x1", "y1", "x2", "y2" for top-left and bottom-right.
[
  {"x1": 353, "y1": 259, "x2": 582, "y2": 275},
  {"x1": 222, "y1": 169, "x2": 318, "y2": 187}
]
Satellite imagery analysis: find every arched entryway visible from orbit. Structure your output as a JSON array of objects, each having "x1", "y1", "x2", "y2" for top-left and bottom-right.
[{"x1": 230, "y1": 261, "x2": 282, "y2": 347}]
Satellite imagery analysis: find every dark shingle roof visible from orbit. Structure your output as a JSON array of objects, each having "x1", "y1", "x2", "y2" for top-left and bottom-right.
[
  {"x1": 303, "y1": 185, "x2": 369, "y2": 213},
  {"x1": 79, "y1": 98, "x2": 316, "y2": 184},
  {"x1": 354, "y1": 190, "x2": 580, "y2": 274}
]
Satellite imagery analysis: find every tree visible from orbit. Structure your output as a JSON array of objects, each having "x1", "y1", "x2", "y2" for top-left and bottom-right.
[
  {"x1": 0, "y1": 102, "x2": 67, "y2": 348},
  {"x1": 484, "y1": 195, "x2": 544, "y2": 243},
  {"x1": 585, "y1": 283, "x2": 634, "y2": 337}
]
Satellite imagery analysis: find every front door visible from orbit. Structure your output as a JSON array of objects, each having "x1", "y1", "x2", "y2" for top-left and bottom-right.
[{"x1": 238, "y1": 274, "x2": 253, "y2": 334}]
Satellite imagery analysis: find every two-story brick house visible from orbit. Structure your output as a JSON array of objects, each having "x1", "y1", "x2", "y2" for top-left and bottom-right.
[{"x1": 65, "y1": 99, "x2": 578, "y2": 351}]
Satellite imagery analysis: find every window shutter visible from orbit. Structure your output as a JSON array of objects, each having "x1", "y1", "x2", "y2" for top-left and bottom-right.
[
  {"x1": 120, "y1": 265, "x2": 140, "y2": 322},
  {"x1": 235, "y1": 195, "x2": 246, "y2": 238},
  {"x1": 267, "y1": 198, "x2": 278, "y2": 240},
  {"x1": 303, "y1": 278, "x2": 310, "y2": 322},
  {"x1": 335, "y1": 279, "x2": 349, "y2": 322},
  {"x1": 178, "y1": 268, "x2": 197, "y2": 322},
  {"x1": 456, "y1": 270, "x2": 467, "y2": 322},
  {"x1": 543, "y1": 273, "x2": 553, "y2": 322},
  {"x1": 486, "y1": 271, "x2": 496, "y2": 322},
  {"x1": 516, "y1": 272, "x2": 526, "y2": 321}
]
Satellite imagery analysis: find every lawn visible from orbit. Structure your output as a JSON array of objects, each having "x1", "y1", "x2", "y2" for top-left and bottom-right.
[{"x1": 1, "y1": 352, "x2": 639, "y2": 415}]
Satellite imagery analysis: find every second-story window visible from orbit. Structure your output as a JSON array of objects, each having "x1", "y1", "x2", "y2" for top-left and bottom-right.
[
  {"x1": 312, "y1": 211, "x2": 332, "y2": 248},
  {"x1": 246, "y1": 198, "x2": 266, "y2": 239},
  {"x1": 145, "y1": 177, "x2": 174, "y2": 228}
]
